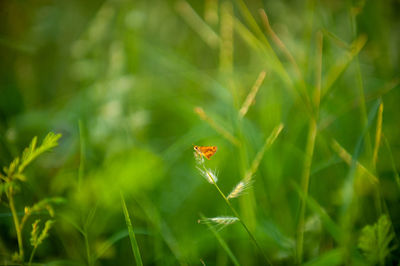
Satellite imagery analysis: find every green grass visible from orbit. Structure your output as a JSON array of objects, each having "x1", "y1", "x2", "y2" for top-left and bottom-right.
[
  {"x1": 121, "y1": 193, "x2": 143, "y2": 266},
  {"x1": 0, "y1": 0, "x2": 399, "y2": 265},
  {"x1": 121, "y1": 192, "x2": 143, "y2": 266}
]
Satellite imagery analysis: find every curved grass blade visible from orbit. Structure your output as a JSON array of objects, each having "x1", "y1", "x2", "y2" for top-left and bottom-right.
[
  {"x1": 120, "y1": 192, "x2": 143, "y2": 266},
  {"x1": 303, "y1": 248, "x2": 343, "y2": 266},
  {"x1": 292, "y1": 182, "x2": 342, "y2": 243},
  {"x1": 383, "y1": 137, "x2": 400, "y2": 192},
  {"x1": 93, "y1": 229, "x2": 129, "y2": 262}
]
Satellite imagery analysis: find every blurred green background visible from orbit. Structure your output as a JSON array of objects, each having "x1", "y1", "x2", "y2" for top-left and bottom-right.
[{"x1": 1, "y1": 0, "x2": 400, "y2": 265}]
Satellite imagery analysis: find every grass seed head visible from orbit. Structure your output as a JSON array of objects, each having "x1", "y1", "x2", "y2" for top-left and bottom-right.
[
  {"x1": 227, "y1": 180, "x2": 253, "y2": 199},
  {"x1": 200, "y1": 216, "x2": 239, "y2": 230},
  {"x1": 197, "y1": 167, "x2": 218, "y2": 183}
]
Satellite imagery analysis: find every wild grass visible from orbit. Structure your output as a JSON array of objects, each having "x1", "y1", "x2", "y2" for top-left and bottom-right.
[
  {"x1": 121, "y1": 192, "x2": 143, "y2": 266},
  {"x1": 0, "y1": 0, "x2": 399, "y2": 265},
  {"x1": 194, "y1": 120, "x2": 283, "y2": 265}
]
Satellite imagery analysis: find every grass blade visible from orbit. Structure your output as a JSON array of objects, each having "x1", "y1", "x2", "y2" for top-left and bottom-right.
[
  {"x1": 220, "y1": 1, "x2": 234, "y2": 73},
  {"x1": 199, "y1": 214, "x2": 241, "y2": 266},
  {"x1": 175, "y1": 0, "x2": 220, "y2": 48},
  {"x1": 296, "y1": 117, "x2": 318, "y2": 263},
  {"x1": 78, "y1": 120, "x2": 87, "y2": 190},
  {"x1": 244, "y1": 123, "x2": 284, "y2": 182},
  {"x1": 321, "y1": 34, "x2": 367, "y2": 101},
  {"x1": 239, "y1": 71, "x2": 267, "y2": 118},
  {"x1": 293, "y1": 182, "x2": 342, "y2": 243},
  {"x1": 372, "y1": 102, "x2": 383, "y2": 167},
  {"x1": 303, "y1": 248, "x2": 343, "y2": 266},
  {"x1": 93, "y1": 229, "x2": 129, "y2": 262},
  {"x1": 331, "y1": 139, "x2": 378, "y2": 185},
  {"x1": 194, "y1": 107, "x2": 240, "y2": 146},
  {"x1": 137, "y1": 196, "x2": 188, "y2": 265},
  {"x1": 259, "y1": 9, "x2": 302, "y2": 80},
  {"x1": 120, "y1": 192, "x2": 143, "y2": 266},
  {"x1": 383, "y1": 137, "x2": 400, "y2": 192}
]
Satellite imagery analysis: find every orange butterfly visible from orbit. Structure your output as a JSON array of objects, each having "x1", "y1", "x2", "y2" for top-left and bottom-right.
[{"x1": 194, "y1": 145, "x2": 217, "y2": 160}]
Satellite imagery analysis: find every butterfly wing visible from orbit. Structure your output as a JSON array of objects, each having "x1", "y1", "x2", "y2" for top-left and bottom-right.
[{"x1": 200, "y1": 146, "x2": 217, "y2": 160}]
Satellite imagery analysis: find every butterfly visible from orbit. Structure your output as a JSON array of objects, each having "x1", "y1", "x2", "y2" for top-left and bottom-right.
[{"x1": 193, "y1": 145, "x2": 217, "y2": 160}]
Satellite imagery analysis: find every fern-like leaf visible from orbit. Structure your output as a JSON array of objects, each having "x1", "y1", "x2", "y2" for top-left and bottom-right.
[
  {"x1": 18, "y1": 132, "x2": 62, "y2": 174},
  {"x1": 358, "y1": 215, "x2": 395, "y2": 265}
]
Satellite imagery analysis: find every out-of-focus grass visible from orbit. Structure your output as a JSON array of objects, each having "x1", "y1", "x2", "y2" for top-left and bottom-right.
[
  {"x1": 121, "y1": 192, "x2": 143, "y2": 266},
  {"x1": 0, "y1": 0, "x2": 400, "y2": 265}
]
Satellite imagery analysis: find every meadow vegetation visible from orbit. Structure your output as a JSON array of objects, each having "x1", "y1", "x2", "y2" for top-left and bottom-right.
[{"x1": 0, "y1": 0, "x2": 399, "y2": 265}]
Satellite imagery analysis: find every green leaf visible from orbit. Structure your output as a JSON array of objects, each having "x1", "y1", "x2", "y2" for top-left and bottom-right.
[
  {"x1": 120, "y1": 192, "x2": 143, "y2": 266},
  {"x1": 358, "y1": 215, "x2": 395, "y2": 265},
  {"x1": 4, "y1": 157, "x2": 20, "y2": 177},
  {"x1": 13, "y1": 173, "x2": 26, "y2": 182},
  {"x1": 18, "y1": 132, "x2": 62, "y2": 174}
]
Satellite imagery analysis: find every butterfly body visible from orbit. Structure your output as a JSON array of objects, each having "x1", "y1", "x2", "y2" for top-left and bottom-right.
[{"x1": 194, "y1": 145, "x2": 217, "y2": 160}]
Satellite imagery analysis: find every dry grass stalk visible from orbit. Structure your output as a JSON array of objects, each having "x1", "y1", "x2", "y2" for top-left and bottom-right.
[
  {"x1": 239, "y1": 71, "x2": 267, "y2": 118},
  {"x1": 194, "y1": 107, "x2": 240, "y2": 146}
]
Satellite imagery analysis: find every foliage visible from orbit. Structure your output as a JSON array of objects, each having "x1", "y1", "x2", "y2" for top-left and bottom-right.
[
  {"x1": 2, "y1": 132, "x2": 61, "y2": 182},
  {"x1": 0, "y1": 133, "x2": 62, "y2": 263},
  {"x1": 358, "y1": 215, "x2": 396, "y2": 265},
  {"x1": 0, "y1": 0, "x2": 399, "y2": 265}
]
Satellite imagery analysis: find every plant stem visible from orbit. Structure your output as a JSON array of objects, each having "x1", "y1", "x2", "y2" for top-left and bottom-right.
[
  {"x1": 78, "y1": 120, "x2": 86, "y2": 191},
  {"x1": 296, "y1": 31, "x2": 322, "y2": 264},
  {"x1": 8, "y1": 186, "x2": 24, "y2": 261},
  {"x1": 296, "y1": 118, "x2": 317, "y2": 264},
  {"x1": 208, "y1": 176, "x2": 272, "y2": 266},
  {"x1": 84, "y1": 232, "x2": 92, "y2": 266},
  {"x1": 28, "y1": 245, "x2": 37, "y2": 266}
]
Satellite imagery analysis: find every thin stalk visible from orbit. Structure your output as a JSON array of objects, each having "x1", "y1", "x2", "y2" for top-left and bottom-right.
[
  {"x1": 8, "y1": 186, "x2": 24, "y2": 261},
  {"x1": 296, "y1": 118, "x2": 317, "y2": 264},
  {"x1": 239, "y1": 71, "x2": 267, "y2": 118},
  {"x1": 330, "y1": 139, "x2": 378, "y2": 184},
  {"x1": 259, "y1": 9, "x2": 302, "y2": 80},
  {"x1": 372, "y1": 102, "x2": 383, "y2": 168},
  {"x1": 175, "y1": 0, "x2": 220, "y2": 48},
  {"x1": 206, "y1": 172, "x2": 272, "y2": 266},
  {"x1": 296, "y1": 32, "x2": 322, "y2": 264},
  {"x1": 84, "y1": 232, "x2": 92, "y2": 266},
  {"x1": 78, "y1": 120, "x2": 86, "y2": 191},
  {"x1": 372, "y1": 102, "x2": 384, "y2": 215},
  {"x1": 194, "y1": 107, "x2": 240, "y2": 146},
  {"x1": 28, "y1": 245, "x2": 37, "y2": 266},
  {"x1": 350, "y1": 7, "x2": 373, "y2": 159}
]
